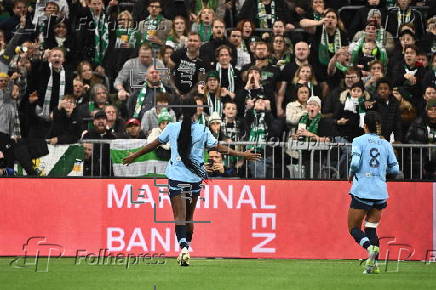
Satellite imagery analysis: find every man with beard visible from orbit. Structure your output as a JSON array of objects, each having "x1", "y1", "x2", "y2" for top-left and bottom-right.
[
  {"x1": 82, "y1": 110, "x2": 115, "y2": 176},
  {"x1": 241, "y1": 41, "x2": 280, "y2": 117},
  {"x1": 199, "y1": 19, "x2": 237, "y2": 68},
  {"x1": 77, "y1": 83, "x2": 110, "y2": 131},
  {"x1": 169, "y1": 32, "x2": 207, "y2": 96},
  {"x1": 126, "y1": 65, "x2": 173, "y2": 120},
  {"x1": 276, "y1": 41, "x2": 327, "y2": 117}
]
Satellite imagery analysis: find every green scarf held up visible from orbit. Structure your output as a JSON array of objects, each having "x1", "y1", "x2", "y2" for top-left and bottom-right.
[
  {"x1": 298, "y1": 112, "x2": 321, "y2": 136},
  {"x1": 88, "y1": 101, "x2": 95, "y2": 129},
  {"x1": 93, "y1": 13, "x2": 109, "y2": 66},
  {"x1": 194, "y1": 0, "x2": 218, "y2": 14},
  {"x1": 116, "y1": 28, "x2": 141, "y2": 48}
]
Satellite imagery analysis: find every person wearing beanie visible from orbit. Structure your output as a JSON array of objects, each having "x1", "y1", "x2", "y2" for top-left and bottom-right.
[{"x1": 147, "y1": 108, "x2": 174, "y2": 151}]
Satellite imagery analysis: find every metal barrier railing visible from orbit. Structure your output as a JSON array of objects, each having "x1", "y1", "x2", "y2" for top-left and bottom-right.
[{"x1": 77, "y1": 139, "x2": 435, "y2": 180}]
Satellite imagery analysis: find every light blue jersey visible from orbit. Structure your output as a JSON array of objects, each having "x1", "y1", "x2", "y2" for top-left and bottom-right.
[
  {"x1": 158, "y1": 121, "x2": 218, "y2": 183},
  {"x1": 349, "y1": 133, "x2": 399, "y2": 200}
]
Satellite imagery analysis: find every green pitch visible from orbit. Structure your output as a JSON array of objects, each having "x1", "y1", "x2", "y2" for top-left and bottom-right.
[{"x1": 1, "y1": 258, "x2": 435, "y2": 290}]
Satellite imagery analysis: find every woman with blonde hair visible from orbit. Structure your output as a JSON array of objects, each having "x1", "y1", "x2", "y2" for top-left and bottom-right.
[
  {"x1": 191, "y1": 8, "x2": 216, "y2": 43},
  {"x1": 285, "y1": 64, "x2": 321, "y2": 105}
]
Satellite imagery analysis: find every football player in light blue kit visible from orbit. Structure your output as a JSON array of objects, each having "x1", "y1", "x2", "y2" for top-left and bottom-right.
[
  {"x1": 347, "y1": 111, "x2": 399, "y2": 274},
  {"x1": 123, "y1": 97, "x2": 261, "y2": 266}
]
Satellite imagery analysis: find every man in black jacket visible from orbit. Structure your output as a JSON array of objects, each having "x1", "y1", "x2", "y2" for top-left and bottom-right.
[
  {"x1": 22, "y1": 48, "x2": 74, "y2": 138},
  {"x1": 82, "y1": 110, "x2": 115, "y2": 176},
  {"x1": 199, "y1": 19, "x2": 237, "y2": 68},
  {"x1": 368, "y1": 78, "x2": 402, "y2": 142},
  {"x1": 46, "y1": 95, "x2": 81, "y2": 145}
]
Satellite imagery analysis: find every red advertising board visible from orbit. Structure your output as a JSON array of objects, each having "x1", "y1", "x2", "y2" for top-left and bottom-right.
[{"x1": 0, "y1": 179, "x2": 433, "y2": 260}]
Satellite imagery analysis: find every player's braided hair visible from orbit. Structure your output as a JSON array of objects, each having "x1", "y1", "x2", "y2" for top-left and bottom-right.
[
  {"x1": 177, "y1": 97, "x2": 208, "y2": 180},
  {"x1": 364, "y1": 111, "x2": 382, "y2": 136}
]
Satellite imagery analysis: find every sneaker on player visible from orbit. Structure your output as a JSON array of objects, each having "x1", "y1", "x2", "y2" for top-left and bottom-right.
[
  {"x1": 363, "y1": 245, "x2": 380, "y2": 274},
  {"x1": 177, "y1": 247, "x2": 190, "y2": 267}
]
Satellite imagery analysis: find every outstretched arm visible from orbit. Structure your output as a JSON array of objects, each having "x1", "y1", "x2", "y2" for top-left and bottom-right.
[
  {"x1": 122, "y1": 139, "x2": 161, "y2": 165},
  {"x1": 215, "y1": 144, "x2": 261, "y2": 161}
]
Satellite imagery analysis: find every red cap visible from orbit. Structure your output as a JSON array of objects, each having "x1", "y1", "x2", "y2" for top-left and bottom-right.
[{"x1": 125, "y1": 118, "x2": 141, "y2": 126}]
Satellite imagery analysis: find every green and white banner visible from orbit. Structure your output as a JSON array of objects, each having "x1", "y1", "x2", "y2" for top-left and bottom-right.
[
  {"x1": 110, "y1": 139, "x2": 169, "y2": 177},
  {"x1": 16, "y1": 144, "x2": 84, "y2": 176}
]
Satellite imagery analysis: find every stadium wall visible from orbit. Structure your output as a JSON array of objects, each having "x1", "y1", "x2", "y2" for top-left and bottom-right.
[{"x1": 0, "y1": 179, "x2": 434, "y2": 261}]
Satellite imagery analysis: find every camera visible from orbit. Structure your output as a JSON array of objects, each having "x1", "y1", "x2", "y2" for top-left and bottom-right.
[{"x1": 207, "y1": 158, "x2": 214, "y2": 167}]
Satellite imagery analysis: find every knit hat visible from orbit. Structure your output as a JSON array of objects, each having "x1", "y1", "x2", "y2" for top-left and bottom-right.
[
  {"x1": 307, "y1": 96, "x2": 321, "y2": 107},
  {"x1": 157, "y1": 108, "x2": 172, "y2": 124},
  {"x1": 367, "y1": 9, "x2": 381, "y2": 20},
  {"x1": 208, "y1": 111, "x2": 222, "y2": 124},
  {"x1": 206, "y1": 70, "x2": 220, "y2": 81},
  {"x1": 427, "y1": 99, "x2": 436, "y2": 110}
]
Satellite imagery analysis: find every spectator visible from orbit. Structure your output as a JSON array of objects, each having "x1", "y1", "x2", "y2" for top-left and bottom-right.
[
  {"x1": 44, "y1": 18, "x2": 76, "y2": 69},
  {"x1": 349, "y1": 1, "x2": 387, "y2": 38},
  {"x1": 335, "y1": 82, "x2": 366, "y2": 142},
  {"x1": 138, "y1": 0, "x2": 172, "y2": 48},
  {"x1": 286, "y1": 84, "x2": 310, "y2": 128},
  {"x1": 0, "y1": 0, "x2": 26, "y2": 41},
  {"x1": 363, "y1": 60, "x2": 385, "y2": 96},
  {"x1": 238, "y1": 0, "x2": 293, "y2": 30},
  {"x1": 417, "y1": 86, "x2": 436, "y2": 116},
  {"x1": 46, "y1": 94, "x2": 81, "y2": 145},
  {"x1": 194, "y1": 95, "x2": 208, "y2": 125},
  {"x1": 385, "y1": 0, "x2": 425, "y2": 40},
  {"x1": 126, "y1": 65, "x2": 172, "y2": 119},
  {"x1": 292, "y1": 96, "x2": 333, "y2": 142},
  {"x1": 0, "y1": 74, "x2": 18, "y2": 168},
  {"x1": 191, "y1": 8, "x2": 215, "y2": 43},
  {"x1": 141, "y1": 92, "x2": 176, "y2": 136},
  {"x1": 169, "y1": 32, "x2": 206, "y2": 96},
  {"x1": 146, "y1": 108, "x2": 172, "y2": 159},
  {"x1": 236, "y1": 19, "x2": 255, "y2": 50},
  {"x1": 241, "y1": 41, "x2": 280, "y2": 115},
  {"x1": 277, "y1": 41, "x2": 327, "y2": 116},
  {"x1": 199, "y1": 71, "x2": 225, "y2": 116},
  {"x1": 82, "y1": 110, "x2": 116, "y2": 176},
  {"x1": 71, "y1": 0, "x2": 112, "y2": 67},
  {"x1": 368, "y1": 78, "x2": 402, "y2": 142},
  {"x1": 214, "y1": 45, "x2": 239, "y2": 97},
  {"x1": 221, "y1": 100, "x2": 247, "y2": 142},
  {"x1": 187, "y1": 0, "x2": 227, "y2": 22},
  {"x1": 406, "y1": 99, "x2": 436, "y2": 144},
  {"x1": 113, "y1": 44, "x2": 165, "y2": 100},
  {"x1": 77, "y1": 83, "x2": 110, "y2": 130},
  {"x1": 119, "y1": 118, "x2": 147, "y2": 139},
  {"x1": 285, "y1": 64, "x2": 321, "y2": 105},
  {"x1": 228, "y1": 28, "x2": 251, "y2": 71},
  {"x1": 23, "y1": 48, "x2": 74, "y2": 138},
  {"x1": 269, "y1": 35, "x2": 293, "y2": 70},
  {"x1": 323, "y1": 67, "x2": 362, "y2": 119},
  {"x1": 166, "y1": 15, "x2": 189, "y2": 50},
  {"x1": 205, "y1": 150, "x2": 236, "y2": 177},
  {"x1": 105, "y1": 105, "x2": 125, "y2": 136},
  {"x1": 245, "y1": 93, "x2": 273, "y2": 178},
  {"x1": 199, "y1": 19, "x2": 237, "y2": 68},
  {"x1": 72, "y1": 78, "x2": 89, "y2": 106},
  {"x1": 208, "y1": 111, "x2": 230, "y2": 141},
  {"x1": 392, "y1": 44, "x2": 426, "y2": 109},
  {"x1": 350, "y1": 21, "x2": 388, "y2": 72}
]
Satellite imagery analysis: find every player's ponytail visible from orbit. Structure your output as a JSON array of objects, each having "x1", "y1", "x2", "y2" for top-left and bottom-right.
[
  {"x1": 364, "y1": 111, "x2": 382, "y2": 136},
  {"x1": 177, "y1": 97, "x2": 208, "y2": 180}
]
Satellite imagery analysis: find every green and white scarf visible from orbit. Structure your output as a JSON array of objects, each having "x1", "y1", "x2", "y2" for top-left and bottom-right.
[
  {"x1": 115, "y1": 28, "x2": 140, "y2": 48},
  {"x1": 206, "y1": 92, "x2": 222, "y2": 116},
  {"x1": 298, "y1": 112, "x2": 321, "y2": 135},
  {"x1": 351, "y1": 37, "x2": 387, "y2": 67},
  {"x1": 257, "y1": 0, "x2": 276, "y2": 29},
  {"x1": 397, "y1": 8, "x2": 412, "y2": 31},
  {"x1": 319, "y1": 26, "x2": 341, "y2": 66},
  {"x1": 247, "y1": 111, "x2": 266, "y2": 151},
  {"x1": 216, "y1": 63, "x2": 235, "y2": 93},
  {"x1": 376, "y1": 28, "x2": 386, "y2": 48},
  {"x1": 93, "y1": 12, "x2": 109, "y2": 65},
  {"x1": 36, "y1": 63, "x2": 65, "y2": 121},
  {"x1": 134, "y1": 82, "x2": 166, "y2": 118},
  {"x1": 143, "y1": 14, "x2": 163, "y2": 41}
]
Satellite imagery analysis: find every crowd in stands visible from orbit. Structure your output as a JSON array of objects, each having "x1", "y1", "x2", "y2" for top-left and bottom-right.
[{"x1": 0, "y1": 0, "x2": 435, "y2": 178}]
